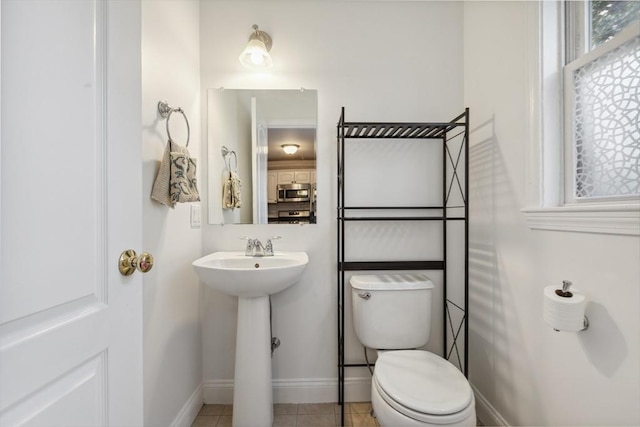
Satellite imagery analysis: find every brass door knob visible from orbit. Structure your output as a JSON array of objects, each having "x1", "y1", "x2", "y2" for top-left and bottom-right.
[{"x1": 119, "y1": 249, "x2": 154, "y2": 276}]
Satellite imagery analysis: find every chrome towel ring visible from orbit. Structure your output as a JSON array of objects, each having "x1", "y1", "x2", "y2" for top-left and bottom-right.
[{"x1": 158, "y1": 100, "x2": 190, "y2": 147}]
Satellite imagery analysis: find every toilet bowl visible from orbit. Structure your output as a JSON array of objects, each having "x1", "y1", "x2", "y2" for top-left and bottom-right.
[
  {"x1": 349, "y1": 274, "x2": 475, "y2": 427},
  {"x1": 371, "y1": 350, "x2": 476, "y2": 426}
]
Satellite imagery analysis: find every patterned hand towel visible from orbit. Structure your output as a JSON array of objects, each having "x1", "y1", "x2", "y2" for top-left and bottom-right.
[
  {"x1": 151, "y1": 141, "x2": 200, "y2": 207},
  {"x1": 169, "y1": 152, "x2": 200, "y2": 204},
  {"x1": 222, "y1": 170, "x2": 242, "y2": 209}
]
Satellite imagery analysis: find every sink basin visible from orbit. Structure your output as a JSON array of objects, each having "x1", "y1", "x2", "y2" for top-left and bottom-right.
[
  {"x1": 193, "y1": 250, "x2": 309, "y2": 427},
  {"x1": 192, "y1": 251, "x2": 309, "y2": 297}
]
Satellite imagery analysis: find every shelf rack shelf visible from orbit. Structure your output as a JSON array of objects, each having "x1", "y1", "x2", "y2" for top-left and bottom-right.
[{"x1": 336, "y1": 107, "x2": 469, "y2": 426}]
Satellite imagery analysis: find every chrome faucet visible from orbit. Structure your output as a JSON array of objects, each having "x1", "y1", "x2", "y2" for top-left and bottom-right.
[
  {"x1": 241, "y1": 236, "x2": 281, "y2": 256},
  {"x1": 253, "y1": 239, "x2": 267, "y2": 257}
]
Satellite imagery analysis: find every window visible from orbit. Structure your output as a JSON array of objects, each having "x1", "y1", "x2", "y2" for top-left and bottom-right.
[
  {"x1": 522, "y1": 1, "x2": 640, "y2": 235},
  {"x1": 564, "y1": 1, "x2": 640, "y2": 202}
]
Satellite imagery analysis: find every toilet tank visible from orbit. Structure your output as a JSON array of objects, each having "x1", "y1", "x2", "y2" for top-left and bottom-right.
[{"x1": 350, "y1": 274, "x2": 434, "y2": 350}]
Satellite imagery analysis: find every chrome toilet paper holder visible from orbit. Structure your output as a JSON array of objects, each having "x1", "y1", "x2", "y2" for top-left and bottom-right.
[
  {"x1": 553, "y1": 280, "x2": 589, "y2": 332},
  {"x1": 554, "y1": 315, "x2": 589, "y2": 332}
]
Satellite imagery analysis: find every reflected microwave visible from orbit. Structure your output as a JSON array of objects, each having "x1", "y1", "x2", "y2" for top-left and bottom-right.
[{"x1": 277, "y1": 183, "x2": 311, "y2": 202}]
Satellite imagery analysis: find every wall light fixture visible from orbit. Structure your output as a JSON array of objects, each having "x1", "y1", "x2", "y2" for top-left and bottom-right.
[{"x1": 239, "y1": 25, "x2": 273, "y2": 69}]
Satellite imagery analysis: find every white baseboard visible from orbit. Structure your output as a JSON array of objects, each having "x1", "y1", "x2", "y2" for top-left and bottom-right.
[
  {"x1": 203, "y1": 379, "x2": 233, "y2": 404},
  {"x1": 203, "y1": 377, "x2": 372, "y2": 405},
  {"x1": 171, "y1": 383, "x2": 204, "y2": 427},
  {"x1": 471, "y1": 384, "x2": 510, "y2": 426}
]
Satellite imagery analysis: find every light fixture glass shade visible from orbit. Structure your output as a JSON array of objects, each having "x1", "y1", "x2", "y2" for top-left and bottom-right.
[
  {"x1": 239, "y1": 39, "x2": 273, "y2": 69},
  {"x1": 282, "y1": 144, "x2": 299, "y2": 155}
]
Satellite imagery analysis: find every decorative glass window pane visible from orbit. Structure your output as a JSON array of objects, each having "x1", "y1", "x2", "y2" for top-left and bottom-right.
[{"x1": 572, "y1": 36, "x2": 640, "y2": 199}]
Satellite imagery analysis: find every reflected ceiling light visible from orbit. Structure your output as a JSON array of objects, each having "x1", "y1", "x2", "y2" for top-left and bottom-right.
[
  {"x1": 282, "y1": 144, "x2": 299, "y2": 155},
  {"x1": 239, "y1": 24, "x2": 273, "y2": 70}
]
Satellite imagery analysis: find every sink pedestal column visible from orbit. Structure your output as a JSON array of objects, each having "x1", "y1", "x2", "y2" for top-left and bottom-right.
[{"x1": 233, "y1": 296, "x2": 273, "y2": 427}]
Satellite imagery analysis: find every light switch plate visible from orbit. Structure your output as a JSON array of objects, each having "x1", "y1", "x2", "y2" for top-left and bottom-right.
[{"x1": 190, "y1": 204, "x2": 201, "y2": 228}]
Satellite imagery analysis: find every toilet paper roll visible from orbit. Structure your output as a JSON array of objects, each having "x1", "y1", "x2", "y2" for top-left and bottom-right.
[{"x1": 543, "y1": 285, "x2": 587, "y2": 332}]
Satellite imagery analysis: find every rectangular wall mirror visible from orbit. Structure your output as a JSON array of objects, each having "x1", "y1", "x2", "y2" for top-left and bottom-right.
[{"x1": 207, "y1": 89, "x2": 318, "y2": 225}]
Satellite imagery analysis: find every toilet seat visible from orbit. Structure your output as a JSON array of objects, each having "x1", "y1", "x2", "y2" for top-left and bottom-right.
[{"x1": 373, "y1": 350, "x2": 474, "y2": 424}]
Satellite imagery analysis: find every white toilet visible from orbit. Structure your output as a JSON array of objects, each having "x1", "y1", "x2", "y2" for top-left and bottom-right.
[{"x1": 350, "y1": 274, "x2": 476, "y2": 427}]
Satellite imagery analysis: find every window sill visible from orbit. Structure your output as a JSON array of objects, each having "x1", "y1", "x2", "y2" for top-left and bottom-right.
[{"x1": 522, "y1": 204, "x2": 640, "y2": 236}]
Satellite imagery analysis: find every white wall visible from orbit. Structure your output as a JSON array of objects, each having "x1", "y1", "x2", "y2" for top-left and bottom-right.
[
  {"x1": 141, "y1": 1, "x2": 203, "y2": 425},
  {"x1": 464, "y1": 2, "x2": 640, "y2": 426},
  {"x1": 199, "y1": 0, "x2": 464, "y2": 403}
]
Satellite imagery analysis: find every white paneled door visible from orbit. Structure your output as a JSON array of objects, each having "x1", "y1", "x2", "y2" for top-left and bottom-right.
[{"x1": 1, "y1": 1, "x2": 143, "y2": 426}]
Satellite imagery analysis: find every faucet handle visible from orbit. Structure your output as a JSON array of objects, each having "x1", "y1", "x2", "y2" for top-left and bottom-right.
[
  {"x1": 240, "y1": 237, "x2": 255, "y2": 255},
  {"x1": 264, "y1": 236, "x2": 281, "y2": 256}
]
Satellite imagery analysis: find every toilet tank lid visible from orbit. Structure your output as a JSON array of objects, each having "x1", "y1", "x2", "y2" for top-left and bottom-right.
[{"x1": 350, "y1": 274, "x2": 434, "y2": 291}]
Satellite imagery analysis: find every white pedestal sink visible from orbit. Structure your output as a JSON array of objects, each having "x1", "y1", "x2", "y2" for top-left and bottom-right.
[{"x1": 193, "y1": 251, "x2": 309, "y2": 427}]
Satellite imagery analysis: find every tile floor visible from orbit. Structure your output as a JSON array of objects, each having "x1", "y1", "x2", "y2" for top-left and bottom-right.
[{"x1": 191, "y1": 402, "x2": 379, "y2": 427}]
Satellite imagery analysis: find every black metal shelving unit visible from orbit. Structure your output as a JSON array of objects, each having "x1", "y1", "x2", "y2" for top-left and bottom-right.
[{"x1": 336, "y1": 107, "x2": 469, "y2": 426}]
